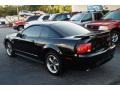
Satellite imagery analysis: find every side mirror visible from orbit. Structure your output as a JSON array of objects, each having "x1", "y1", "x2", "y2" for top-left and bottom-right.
[{"x1": 17, "y1": 33, "x2": 23, "y2": 38}]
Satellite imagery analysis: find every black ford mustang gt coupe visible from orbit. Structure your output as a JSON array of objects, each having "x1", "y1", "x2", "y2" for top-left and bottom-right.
[{"x1": 4, "y1": 21, "x2": 115, "y2": 75}]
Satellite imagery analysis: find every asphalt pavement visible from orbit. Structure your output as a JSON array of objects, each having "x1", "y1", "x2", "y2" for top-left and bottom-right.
[{"x1": 0, "y1": 27, "x2": 120, "y2": 85}]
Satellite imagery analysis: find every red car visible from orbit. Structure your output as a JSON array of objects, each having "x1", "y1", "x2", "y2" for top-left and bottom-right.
[
  {"x1": 12, "y1": 20, "x2": 25, "y2": 31},
  {"x1": 85, "y1": 9, "x2": 120, "y2": 44},
  {"x1": 13, "y1": 15, "x2": 42, "y2": 31}
]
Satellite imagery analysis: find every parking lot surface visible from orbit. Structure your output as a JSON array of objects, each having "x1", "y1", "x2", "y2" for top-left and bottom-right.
[{"x1": 0, "y1": 28, "x2": 120, "y2": 85}]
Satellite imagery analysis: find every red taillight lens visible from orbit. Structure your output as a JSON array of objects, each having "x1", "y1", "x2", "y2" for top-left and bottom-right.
[{"x1": 76, "y1": 43, "x2": 92, "y2": 55}]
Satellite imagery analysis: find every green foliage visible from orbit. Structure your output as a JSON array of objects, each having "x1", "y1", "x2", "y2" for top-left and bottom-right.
[
  {"x1": 0, "y1": 5, "x2": 72, "y2": 17},
  {"x1": 0, "y1": 6, "x2": 18, "y2": 17},
  {"x1": 37, "y1": 5, "x2": 71, "y2": 14}
]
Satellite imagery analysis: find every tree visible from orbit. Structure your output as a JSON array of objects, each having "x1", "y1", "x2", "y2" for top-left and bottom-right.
[{"x1": 0, "y1": 5, "x2": 72, "y2": 16}]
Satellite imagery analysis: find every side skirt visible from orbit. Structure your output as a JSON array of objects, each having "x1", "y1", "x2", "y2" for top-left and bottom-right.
[{"x1": 14, "y1": 49, "x2": 44, "y2": 64}]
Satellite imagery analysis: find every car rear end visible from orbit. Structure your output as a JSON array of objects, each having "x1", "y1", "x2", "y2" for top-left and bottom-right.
[
  {"x1": 72, "y1": 31, "x2": 115, "y2": 68},
  {"x1": 51, "y1": 22, "x2": 115, "y2": 68}
]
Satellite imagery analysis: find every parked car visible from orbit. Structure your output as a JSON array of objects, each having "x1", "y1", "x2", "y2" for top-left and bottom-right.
[
  {"x1": 85, "y1": 9, "x2": 120, "y2": 44},
  {"x1": 13, "y1": 14, "x2": 50, "y2": 31},
  {"x1": 48, "y1": 13, "x2": 71, "y2": 21},
  {"x1": 24, "y1": 14, "x2": 50, "y2": 28},
  {"x1": 70, "y1": 11, "x2": 104, "y2": 26},
  {"x1": 0, "y1": 17, "x2": 9, "y2": 25},
  {"x1": 12, "y1": 20, "x2": 26, "y2": 31},
  {"x1": 4, "y1": 21, "x2": 115, "y2": 75}
]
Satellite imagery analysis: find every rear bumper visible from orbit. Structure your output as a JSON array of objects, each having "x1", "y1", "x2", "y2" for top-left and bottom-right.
[{"x1": 63, "y1": 45, "x2": 116, "y2": 68}]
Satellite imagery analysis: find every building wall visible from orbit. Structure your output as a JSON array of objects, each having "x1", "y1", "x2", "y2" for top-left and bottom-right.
[
  {"x1": 72, "y1": 5, "x2": 87, "y2": 12},
  {"x1": 72, "y1": 5, "x2": 120, "y2": 12},
  {"x1": 105, "y1": 5, "x2": 120, "y2": 10}
]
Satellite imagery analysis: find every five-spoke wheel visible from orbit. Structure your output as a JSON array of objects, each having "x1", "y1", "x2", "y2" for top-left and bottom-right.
[{"x1": 45, "y1": 51, "x2": 62, "y2": 75}]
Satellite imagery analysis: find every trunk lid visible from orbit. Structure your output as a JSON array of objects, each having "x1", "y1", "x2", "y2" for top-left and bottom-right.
[
  {"x1": 90, "y1": 31, "x2": 111, "y2": 53},
  {"x1": 75, "y1": 30, "x2": 112, "y2": 54}
]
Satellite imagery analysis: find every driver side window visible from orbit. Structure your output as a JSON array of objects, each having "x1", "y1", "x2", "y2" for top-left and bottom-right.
[
  {"x1": 81, "y1": 13, "x2": 92, "y2": 22},
  {"x1": 21, "y1": 25, "x2": 41, "y2": 38}
]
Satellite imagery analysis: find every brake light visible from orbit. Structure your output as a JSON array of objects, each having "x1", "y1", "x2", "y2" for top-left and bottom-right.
[{"x1": 76, "y1": 43, "x2": 92, "y2": 55}]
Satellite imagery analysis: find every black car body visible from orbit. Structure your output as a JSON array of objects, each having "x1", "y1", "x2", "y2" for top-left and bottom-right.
[{"x1": 4, "y1": 21, "x2": 115, "y2": 75}]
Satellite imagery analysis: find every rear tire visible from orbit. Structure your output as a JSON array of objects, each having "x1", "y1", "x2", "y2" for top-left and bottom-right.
[
  {"x1": 111, "y1": 31, "x2": 120, "y2": 44},
  {"x1": 5, "y1": 42, "x2": 15, "y2": 57},
  {"x1": 45, "y1": 51, "x2": 63, "y2": 75},
  {"x1": 18, "y1": 26, "x2": 24, "y2": 31}
]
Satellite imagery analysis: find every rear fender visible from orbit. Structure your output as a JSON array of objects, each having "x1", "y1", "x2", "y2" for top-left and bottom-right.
[{"x1": 43, "y1": 44, "x2": 62, "y2": 55}]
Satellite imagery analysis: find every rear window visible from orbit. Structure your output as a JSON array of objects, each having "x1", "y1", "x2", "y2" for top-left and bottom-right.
[
  {"x1": 51, "y1": 22, "x2": 90, "y2": 37},
  {"x1": 40, "y1": 26, "x2": 61, "y2": 38}
]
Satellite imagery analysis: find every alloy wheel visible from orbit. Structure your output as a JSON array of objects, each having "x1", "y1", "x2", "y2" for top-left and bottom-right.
[
  {"x1": 111, "y1": 33, "x2": 119, "y2": 43},
  {"x1": 18, "y1": 26, "x2": 24, "y2": 31},
  {"x1": 6, "y1": 42, "x2": 13, "y2": 56},
  {"x1": 46, "y1": 55, "x2": 60, "y2": 74}
]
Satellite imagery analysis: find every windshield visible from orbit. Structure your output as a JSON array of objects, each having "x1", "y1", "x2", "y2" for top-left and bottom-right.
[
  {"x1": 102, "y1": 11, "x2": 120, "y2": 20},
  {"x1": 70, "y1": 13, "x2": 85, "y2": 21},
  {"x1": 51, "y1": 22, "x2": 90, "y2": 37}
]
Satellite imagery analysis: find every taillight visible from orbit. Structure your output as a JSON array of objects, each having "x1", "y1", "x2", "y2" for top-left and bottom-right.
[{"x1": 76, "y1": 43, "x2": 92, "y2": 55}]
